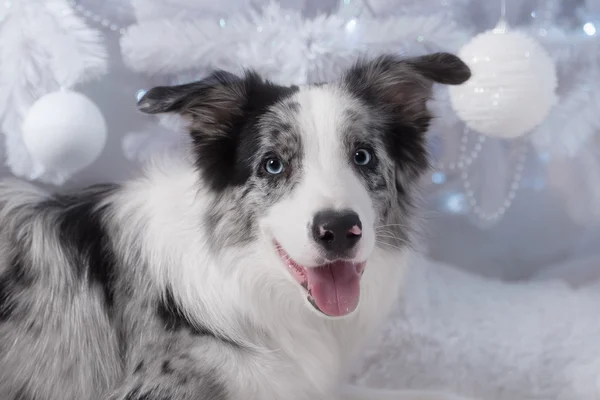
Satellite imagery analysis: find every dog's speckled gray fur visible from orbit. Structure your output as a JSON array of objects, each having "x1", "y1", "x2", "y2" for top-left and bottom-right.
[
  {"x1": 0, "y1": 182, "x2": 232, "y2": 400},
  {"x1": 0, "y1": 53, "x2": 470, "y2": 400}
]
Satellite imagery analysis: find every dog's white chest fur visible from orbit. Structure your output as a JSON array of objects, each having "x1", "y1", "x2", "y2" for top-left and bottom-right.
[{"x1": 206, "y1": 251, "x2": 404, "y2": 400}]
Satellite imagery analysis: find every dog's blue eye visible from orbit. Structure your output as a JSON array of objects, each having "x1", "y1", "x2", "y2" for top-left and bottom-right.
[
  {"x1": 265, "y1": 158, "x2": 284, "y2": 175},
  {"x1": 353, "y1": 149, "x2": 372, "y2": 166}
]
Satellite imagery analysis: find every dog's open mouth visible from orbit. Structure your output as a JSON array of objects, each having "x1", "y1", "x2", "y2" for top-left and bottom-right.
[{"x1": 275, "y1": 241, "x2": 366, "y2": 317}]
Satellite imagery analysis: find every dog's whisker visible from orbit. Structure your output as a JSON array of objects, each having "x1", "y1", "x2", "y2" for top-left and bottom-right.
[
  {"x1": 375, "y1": 231, "x2": 407, "y2": 241},
  {"x1": 375, "y1": 240, "x2": 406, "y2": 252},
  {"x1": 376, "y1": 234, "x2": 405, "y2": 241},
  {"x1": 375, "y1": 229, "x2": 397, "y2": 237},
  {"x1": 374, "y1": 223, "x2": 411, "y2": 230},
  {"x1": 376, "y1": 237, "x2": 410, "y2": 246}
]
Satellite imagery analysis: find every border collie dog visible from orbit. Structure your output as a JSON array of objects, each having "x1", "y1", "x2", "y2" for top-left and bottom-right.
[{"x1": 0, "y1": 53, "x2": 470, "y2": 400}]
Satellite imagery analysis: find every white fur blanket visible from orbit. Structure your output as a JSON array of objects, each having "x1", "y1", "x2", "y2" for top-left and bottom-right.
[{"x1": 353, "y1": 255, "x2": 600, "y2": 400}]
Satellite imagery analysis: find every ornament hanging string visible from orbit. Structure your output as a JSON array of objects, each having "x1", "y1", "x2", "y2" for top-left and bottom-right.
[{"x1": 494, "y1": 0, "x2": 508, "y2": 33}]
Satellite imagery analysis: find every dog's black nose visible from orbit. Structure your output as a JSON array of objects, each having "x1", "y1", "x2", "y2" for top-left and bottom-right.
[{"x1": 312, "y1": 210, "x2": 362, "y2": 258}]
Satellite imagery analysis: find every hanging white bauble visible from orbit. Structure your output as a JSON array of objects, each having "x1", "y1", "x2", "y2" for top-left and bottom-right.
[
  {"x1": 448, "y1": 22, "x2": 558, "y2": 139},
  {"x1": 21, "y1": 90, "x2": 107, "y2": 183}
]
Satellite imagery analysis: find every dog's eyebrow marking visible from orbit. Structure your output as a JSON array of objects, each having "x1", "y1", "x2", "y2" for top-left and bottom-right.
[
  {"x1": 269, "y1": 129, "x2": 282, "y2": 138},
  {"x1": 273, "y1": 122, "x2": 293, "y2": 132},
  {"x1": 343, "y1": 108, "x2": 362, "y2": 124}
]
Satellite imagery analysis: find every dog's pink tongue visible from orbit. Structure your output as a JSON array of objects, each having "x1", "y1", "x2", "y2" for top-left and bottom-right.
[{"x1": 306, "y1": 261, "x2": 360, "y2": 317}]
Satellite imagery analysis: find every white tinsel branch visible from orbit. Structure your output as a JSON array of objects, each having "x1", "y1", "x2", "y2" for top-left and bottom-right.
[
  {"x1": 532, "y1": 69, "x2": 600, "y2": 157},
  {"x1": 0, "y1": 0, "x2": 107, "y2": 184},
  {"x1": 537, "y1": 28, "x2": 600, "y2": 71},
  {"x1": 121, "y1": 2, "x2": 469, "y2": 85},
  {"x1": 363, "y1": 0, "x2": 472, "y2": 18},
  {"x1": 132, "y1": 0, "x2": 256, "y2": 22},
  {"x1": 527, "y1": 26, "x2": 600, "y2": 156},
  {"x1": 121, "y1": 1, "x2": 600, "y2": 161},
  {"x1": 122, "y1": 123, "x2": 189, "y2": 165}
]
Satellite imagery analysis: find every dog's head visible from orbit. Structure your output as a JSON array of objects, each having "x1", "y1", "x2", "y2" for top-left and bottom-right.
[{"x1": 138, "y1": 53, "x2": 470, "y2": 318}]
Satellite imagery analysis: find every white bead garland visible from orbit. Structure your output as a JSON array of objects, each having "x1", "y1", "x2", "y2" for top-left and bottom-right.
[
  {"x1": 461, "y1": 144, "x2": 527, "y2": 223},
  {"x1": 432, "y1": 130, "x2": 486, "y2": 172},
  {"x1": 67, "y1": 0, "x2": 125, "y2": 34},
  {"x1": 433, "y1": 127, "x2": 527, "y2": 225}
]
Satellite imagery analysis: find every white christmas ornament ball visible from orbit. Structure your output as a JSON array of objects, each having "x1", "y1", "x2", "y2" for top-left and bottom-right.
[
  {"x1": 22, "y1": 90, "x2": 107, "y2": 180},
  {"x1": 448, "y1": 26, "x2": 558, "y2": 138}
]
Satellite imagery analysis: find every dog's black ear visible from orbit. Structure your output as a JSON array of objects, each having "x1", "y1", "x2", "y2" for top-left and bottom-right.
[
  {"x1": 404, "y1": 52, "x2": 471, "y2": 85},
  {"x1": 343, "y1": 52, "x2": 470, "y2": 113},
  {"x1": 137, "y1": 70, "x2": 249, "y2": 133},
  {"x1": 343, "y1": 53, "x2": 469, "y2": 185}
]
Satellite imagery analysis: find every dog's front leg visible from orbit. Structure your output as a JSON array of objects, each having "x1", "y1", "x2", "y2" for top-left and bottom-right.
[{"x1": 340, "y1": 385, "x2": 478, "y2": 400}]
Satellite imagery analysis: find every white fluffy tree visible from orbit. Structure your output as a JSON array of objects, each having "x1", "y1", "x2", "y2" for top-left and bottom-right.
[
  {"x1": 1, "y1": 0, "x2": 599, "y2": 224},
  {"x1": 0, "y1": 0, "x2": 107, "y2": 184}
]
